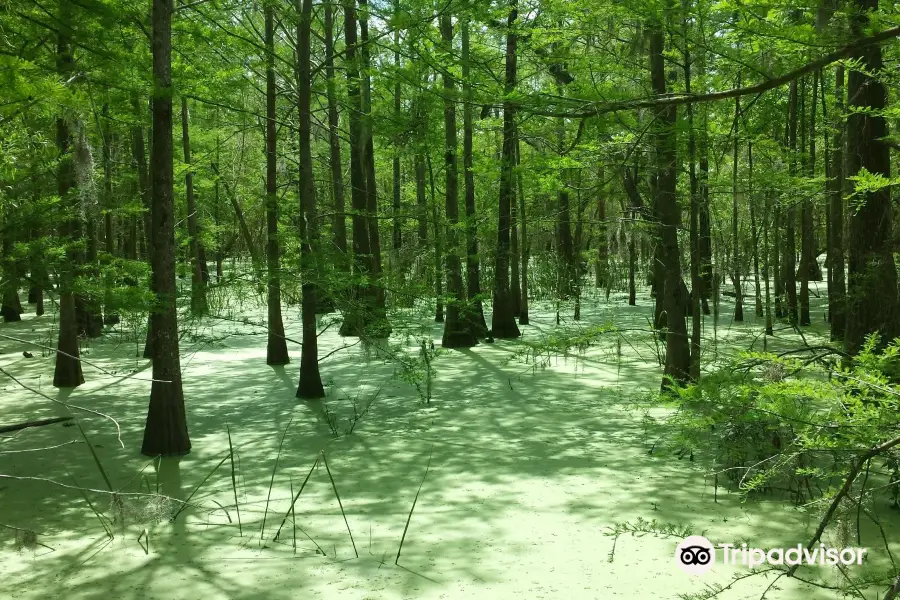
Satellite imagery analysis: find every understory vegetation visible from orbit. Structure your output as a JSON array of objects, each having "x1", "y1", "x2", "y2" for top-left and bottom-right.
[{"x1": 4, "y1": 0, "x2": 900, "y2": 598}]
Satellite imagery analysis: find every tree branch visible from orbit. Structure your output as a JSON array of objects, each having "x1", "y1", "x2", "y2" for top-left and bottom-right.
[{"x1": 529, "y1": 26, "x2": 900, "y2": 118}]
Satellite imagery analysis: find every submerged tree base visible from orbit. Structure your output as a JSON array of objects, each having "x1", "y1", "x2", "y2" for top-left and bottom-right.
[
  {"x1": 492, "y1": 320, "x2": 521, "y2": 339},
  {"x1": 141, "y1": 384, "x2": 191, "y2": 457},
  {"x1": 1, "y1": 306, "x2": 21, "y2": 322},
  {"x1": 442, "y1": 327, "x2": 479, "y2": 349},
  {"x1": 266, "y1": 328, "x2": 290, "y2": 366},
  {"x1": 338, "y1": 312, "x2": 392, "y2": 338},
  {"x1": 296, "y1": 370, "x2": 325, "y2": 399}
]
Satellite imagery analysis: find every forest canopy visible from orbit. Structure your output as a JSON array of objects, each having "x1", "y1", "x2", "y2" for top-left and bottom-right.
[{"x1": 3, "y1": 0, "x2": 900, "y2": 598}]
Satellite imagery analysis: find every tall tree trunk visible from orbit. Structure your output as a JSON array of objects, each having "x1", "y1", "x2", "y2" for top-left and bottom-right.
[
  {"x1": 52, "y1": 0, "x2": 84, "y2": 388},
  {"x1": 416, "y1": 150, "x2": 427, "y2": 250},
  {"x1": 748, "y1": 142, "x2": 763, "y2": 317},
  {"x1": 142, "y1": 0, "x2": 191, "y2": 457},
  {"x1": 181, "y1": 97, "x2": 207, "y2": 316},
  {"x1": 510, "y1": 152, "x2": 521, "y2": 318},
  {"x1": 462, "y1": 17, "x2": 488, "y2": 336},
  {"x1": 557, "y1": 114, "x2": 575, "y2": 303},
  {"x1": 799, "y1": 75, "x2": 813, "y2": 326},
  {"x1": 439, "y1": 13, "x2": 477, "y2": 347},
  {"x1": 358, "y1": 0, "x2": 387, "y2": 327},
  {"x1": 102, "y1": 103, "x2": 115, "y2": 257},
  {"x1": 491, "y1": 0, "x2": 521, "y2": 339},
  {"x1": 324, "y1": 1, "x2": 347, "y2": 259},
  {"x1": 265, "y1": 3, "x2": 289, "y2": 366},
  {"x1": 595, "y1": 164, "x2": 608, "y2": 291},
  {"x1": 392, "y1": 3, "x2": 402, "y2": 257},
  {"x1": 623, "y1": 166, "x2": 643, "y2": 308},
  {"x1": 101, "y1": 103, "x2": 120, "y2": 325},
  {"x1": 649, "y1": 15, "x2": 689, "y2": 387},
  {"x1": 132, "y1": 99, "x2": 155, "y2": 360},
  {"x1": 731, "y1": 75, "x2": 743, "y2": 322},
  {"x1": 213, "y1": 132, "x2": 223, "y2": 280},
  {"x1": 516, "y1": 138, "x2": 530, "y2": 325},
  {"x1": 428, "y1": 152, "x2": 443, "y2": 322},
  {"x1": 211, "y1": 162, "x2": 259, "y2": 271},
  {"x1": 829, "y1": 65, "x2": 846, "y2": 341},
  {"x1": 1, "y1": 229, "x2": 22, "y2": 322},
  {"x1": 773, "y1": 116, "x2": 784, "y2": 321},
  {"x1": 681, "y1": 0, "x2": 701, "y2": 380},
  {"x1": 764, "y1": 190, "x2": 774, "y2": 335},
  {"x1": 784, "y1": 80, "x2": 799, "y2": 326},
  {"x1": 133, "y1": 100, "x2": 152, "y2": 263},
  {"x1": 698, "y1": 95, "x2": 712, "y2": 315},
  {"x1": 75, "y1": 123, "x2": 104, "y2": 339},
  {"x1": 296, "y1": 0, "x2": 325, "y2": 397},
  {"x1": 28, "y1": 177, "x2": 45, "y2": 317},
  {"x1": 573, "y1": 175, "x2": 587, "y2": 321},
  {"x1": 338, "y1": 0, "x2": 378, "y2": 336},
  {"x1": 844, "y1": 0, "x2": 899, "y2": 354}
]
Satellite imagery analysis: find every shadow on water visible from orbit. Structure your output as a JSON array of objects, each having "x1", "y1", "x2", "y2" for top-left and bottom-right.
[{"x1": 0, "y1": 286, "x2": 886, "y2": 600}]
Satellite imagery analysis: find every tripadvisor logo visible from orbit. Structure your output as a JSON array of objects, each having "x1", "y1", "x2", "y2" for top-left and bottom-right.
[
  {"x1": 676, "y1": 536, "x2": 715, "y2": 575},
  {"x1": 675, "y1": 536, "x2": 868, "y2": 575}
]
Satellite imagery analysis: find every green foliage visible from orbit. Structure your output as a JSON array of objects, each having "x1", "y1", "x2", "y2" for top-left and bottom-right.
[
  {"x1": 514, "y1": 322, "x2": 615, "y2": 369},
  {"x1": 664, "y1": 336, "x2": 900, "y2": 505}
]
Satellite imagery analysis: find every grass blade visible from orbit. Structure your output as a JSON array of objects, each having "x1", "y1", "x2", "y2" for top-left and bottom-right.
[
  {"x1": 260, "y1": 417, "x2": 293, "y2": 544},
  {"x1": 73, "y1": 420, "x2": 113, "y2": 491},
  {"x1": 290, "y1": 479, "x2": 296, "y2": 554},
  {"x1": 69, "y1": 472, "x2": 113, "y2": 539},
  {"x1": 170, "y1": 453, "x2": 230, "y2": 522},
  {"x1": 321, "y1": 450, "x2": 358, "y2": 558},
  {"x1": 226, "y1": 424, "x2": 242, "y2": 536},
  {"x1": 210, "y1": 499, "x2": 232, "y2": 523},
  {"x1": 273, "y1": 453, "x2": 318, "y2": 542},
  {"x1": 395, "y1": 446, "x2": 433, "y2": 566}
]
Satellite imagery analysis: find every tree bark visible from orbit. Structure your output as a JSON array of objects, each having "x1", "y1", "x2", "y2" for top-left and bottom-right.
[
  {"x1": 296, "y1": 0, "x2": 324, "y2": 397},
  {"x1": 799, "y1": 75, "x2": 813, "y2": 326},
  {"x1": 324, "y1": 1, "x2": 347, "y2": 258},
  {"x1": 439, "y1": 14, "x2": 477, "y2": 348},
  {"x1": 210, "y1": 162, "x2": 260, "y2": 273},
  {"x1": 624, "y1": 167, "x2": 641, "y2": 306},
  {"x1": 142, "y1": 0, "x2": 191, "y2": 456},
  {"x1": 1, "y1": 228, "x2": 22, "y2": 322},
  {"x1": 181, "y1": 97, "x2": 208, "y2": 316},
  {"x1": 416, "y1": 150, "x2": 427, "y2": 249},
  {"x1": 392, "y1": 2, "x2": 402, "y2": 257},
  {"x1": 595, "y1": 164, "x2": 608, "y2": 292},
  {"x1": 462, "y1": 17, "x2": 488, "y2": 336},
  {"x1": 516, "y1": 138, "x2": 530, "y2": 325},
  {"x1": 557, "y1": 114, "x2": 576, "y2": 303},
  {"x1": 102, "y1": 103, "x2": 115, "y2": 258},
  {"x1": 844, "y1": 0, "x2": 899, "y2": 354},
  {"x1": 338, "y1": 0, "x2": 373, "y2": 336},
  {"x1": 829, "y1": 65, "x2": 846, "y2": 341},
  {"x1": 510, "y1": 155, "x2": 521, "y2": 318},
  {"x1": 265, "y1": 3, "x2": 289, "y2": 366},
  {"x1": 649, "y1": 16, "x2": 689, "y2": 387},
  {"x1": 75, "y1": 123, "x2": 104, "y2": 339},
  {"x1": 491, "y1": 0, "x2": 521, "y2": 339},
  {"x1": 731, "y1": 75, "x2": 743, "y2": 322},
  {"x1": 748, "y1": 142, "x2": 763, "y2": 317},
  {"x1": 358, "y1": 0, "x2": 387, "y2": 325},
  {"x1": 132, "y1": 98, "x2": 154, "y2": 360},
  {"x1": 100, "y1": 103, "x2": 120, "y2": 326},
  {"x1": 428, "y1": 151, "x2": 444, "y2": 323},
  {"x1": 52, "y1": 0, "x2": 84, "y2": 388},
  {"x1": 784, "y1": 80, "x2": 799, "y2": 326},
  {"x1": 681, "y1": 0, "x2": 701, "y2": 380},
  {"x1": 698, "y1": 96, "x2": 712, "y2": 315},
  {"x1": 764, "y1": 190, "x2": 774, "y2": 335}
]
